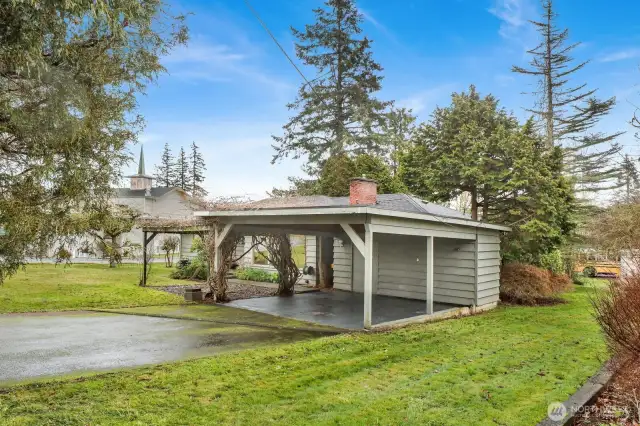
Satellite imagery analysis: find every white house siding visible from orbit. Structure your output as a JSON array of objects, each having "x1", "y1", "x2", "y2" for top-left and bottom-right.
[
  {"x1": 433, "y1": 238, "x2": 476, "y2": 305},
  {"x1": 234, "y1": 235, "x2": 316, "y2": 285},
  {"x1": 475, "y1": 230, "x2": 502, "y2": 306},
  {"x1": 333, "y1": 238, "x2": 353, "y2": 291},
  {"x1": 304, "y1": 236, "x2": 317, "y2": 286}
]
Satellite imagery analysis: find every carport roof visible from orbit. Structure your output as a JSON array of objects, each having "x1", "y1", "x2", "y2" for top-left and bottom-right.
[{"x1": 195, "y1": 193, "x2": 511, "y2": 232}]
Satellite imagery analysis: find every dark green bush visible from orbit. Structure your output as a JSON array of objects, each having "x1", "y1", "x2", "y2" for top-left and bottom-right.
[
  {"x1": 171, "y1": 257, "x2": 206, "y2": 281},
  {"x1": 234, "y1": 267, "x2": 278, "y2": 283}
]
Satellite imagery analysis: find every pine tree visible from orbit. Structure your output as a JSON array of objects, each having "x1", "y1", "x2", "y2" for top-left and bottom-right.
[
  {"x1": 271, "y1": 0, "x2": 391, "y2": 171},
  {"x1": 154, "y1": 143, "x2": 176, "y2": 187},
  {"x1": 189, "y1": 142, "x2": 207, "y2": 197},
  {"x1": 174, "y1": 147, "x2": 189, "y2": 191},
  {"x1": 512, "y1": 0, "x2": 623, "y2": 196}
]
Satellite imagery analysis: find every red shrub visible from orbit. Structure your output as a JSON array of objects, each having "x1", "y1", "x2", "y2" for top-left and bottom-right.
[
  {"x1": 500, "y1": 262, "x2": 572, "y2": 305},
  {"x1": 592, "y1": 275, "x2": 640, "y2": 359}
]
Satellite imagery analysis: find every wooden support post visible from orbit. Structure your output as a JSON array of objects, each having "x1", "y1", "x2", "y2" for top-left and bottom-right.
[
  {"x1": 214, "y1": 227, "x2": 221, "y2": 274},
  {"x1": 340, "y1": 223, "x2": 365, "y2": 256},
  {"x1": 142, "y1": 231, "x2": 148, "y2": 287},
  {"x1": 363, "y1": 224, "x2": 374, "y2": 329},
  {"x1": 141, "y1": 231, "x2": 158, "y2": 287},
  {"x1": 426, "y1": 235, "x2": 434, "y2": 315}
]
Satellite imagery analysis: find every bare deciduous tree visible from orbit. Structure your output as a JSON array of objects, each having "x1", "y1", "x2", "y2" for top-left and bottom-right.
[
  {"x1": 257, "y1": 233, "x2": 301, "y2": 296},
  {"x1": 204, "y1": 225, "x2": 264, "y2": 302}
]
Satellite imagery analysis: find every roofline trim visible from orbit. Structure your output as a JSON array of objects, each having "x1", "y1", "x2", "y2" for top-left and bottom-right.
[{"x1": 194, "y1": 206, "x2": 511, "y2": 232}]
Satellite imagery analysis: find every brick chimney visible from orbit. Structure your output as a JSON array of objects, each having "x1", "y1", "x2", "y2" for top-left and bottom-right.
[{"x1": 349, "y1": 177, "x2": 377, "y2": 205}]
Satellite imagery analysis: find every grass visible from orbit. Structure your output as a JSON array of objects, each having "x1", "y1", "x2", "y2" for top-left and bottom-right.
[
  {"x1": 254, "y1": 245, "x2": 306, "y2": 268},
  {"x1": 0, "y1": 263, "x2": 185, "y2": 313},
  {"x1": 0, "y1": 286, "x2": 606, "y2": 425}
]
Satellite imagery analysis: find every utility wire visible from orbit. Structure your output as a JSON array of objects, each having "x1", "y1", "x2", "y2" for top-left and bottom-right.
[{"x1": 242, "y1": 0, "x2": 313, "y2": 87}]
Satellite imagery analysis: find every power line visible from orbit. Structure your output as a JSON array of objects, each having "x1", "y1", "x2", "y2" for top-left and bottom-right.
[{"x1": 242, "y1": 0, "x2": 313, "y2": 87}]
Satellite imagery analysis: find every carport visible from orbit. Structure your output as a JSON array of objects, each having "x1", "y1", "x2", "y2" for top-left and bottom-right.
[{"x1": 196, "y1": 179, "x2": 510, "y2": 330}]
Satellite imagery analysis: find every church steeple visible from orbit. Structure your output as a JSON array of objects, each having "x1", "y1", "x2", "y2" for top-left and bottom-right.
[
  {"x1": 138, "y1": 145, "x2": 146, "y2": 175},
  {"x1": 127, "y1": 145, "x2": 153, "y2": 190}
]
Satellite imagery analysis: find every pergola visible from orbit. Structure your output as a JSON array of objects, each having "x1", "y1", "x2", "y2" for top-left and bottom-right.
[{"x1": 139, "y1": 218, "x2": 212, "y2": 286}]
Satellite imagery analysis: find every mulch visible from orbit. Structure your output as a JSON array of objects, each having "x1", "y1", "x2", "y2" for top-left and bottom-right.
[
  {"x1": 573, "y1": 358, "x2": 640, "y2": 425},
  {"x1": 154, "y1": 281, "x2": 276, "y2": 302}
]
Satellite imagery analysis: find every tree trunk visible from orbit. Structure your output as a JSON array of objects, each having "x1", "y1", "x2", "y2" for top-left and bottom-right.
[
  {"x1": 110, "y1": 236, "x2": 117, "y2": 268},
  {"x1": 544, "y1": 1, "x2": 554, "y2": 148},
  {"x1": 470, "y1": 187, "x2": 478, "y2": 220}
]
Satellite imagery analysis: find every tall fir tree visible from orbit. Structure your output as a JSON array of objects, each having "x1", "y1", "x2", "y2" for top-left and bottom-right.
[
  {"x1": 174, "y1": 147, "x2": 189, "y2": 191},
  {"x1": 154, "y1": 143, "x2": 176, "y2": 187},
  {"x1": 512, "y1": 0, "x2": 623, "y2": 196},
  {"x1": 271, "y1": 0, "x2": 390, "y2": 171},
  {"x1": 188, "y1": 142, "x2": 207, "y2": 197}
]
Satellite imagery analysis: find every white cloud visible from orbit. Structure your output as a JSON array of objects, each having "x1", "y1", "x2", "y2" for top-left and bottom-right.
[
  {"x1": 489, "y1": 0, "x2": 537, "y2": 48},
  {"x1": 164, "y1": 38, "x2": 292, "y2": 91},
  {"x1": 599, "y1": 48, "x2": 640, "y2": 63},
  {"x1": 397, "y1": 84, "x2": 458, "y2": 116}
]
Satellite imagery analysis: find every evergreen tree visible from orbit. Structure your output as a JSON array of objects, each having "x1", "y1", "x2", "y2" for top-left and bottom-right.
[
  {"x1": 272, "y1": 0, "x2": 390, "y2": 171},
  {"x1": 401, "y1": 86, "x2": 519, "y2": 220},
  {"x1": 400, "y1": 87, "x2": 575, "y2": 262},
  {"x1": 188, "y1": 142, "x2": 207, "y2": 197},
  {"x1": 174, "y1": 147, "x2": 189, "y2": 191},
  {"x1": 154, "y1": 143, "x2": 176, "y2": 187},
  {"x1": 615, "y1": 155, "x2": 640, "y2": 203},
  {"x1": 316, "y1": 153, "x2": 404, "y2": 196},
  {"x1": 512, "y1": 0, "x2": 623, "y2": 195},
  {"x1": 0, "y1": 1, "x2": 187, "y2": 282},
  {"x1": 377, "y1": 107, "x2": 416, "y2": 176}
]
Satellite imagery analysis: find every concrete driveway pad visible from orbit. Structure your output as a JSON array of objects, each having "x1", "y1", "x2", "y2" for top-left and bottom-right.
[{"x1": 0, "y1": 309, "x2": 329, "y2": 384}]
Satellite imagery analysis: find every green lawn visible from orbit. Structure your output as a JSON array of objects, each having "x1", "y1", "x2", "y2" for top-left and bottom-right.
[
  {"x1": 0, "y1": 286, "x2": 606, "y2": 425},
  {"x1": 0, "y1": 263, "x2": 185, "y2": 313}
]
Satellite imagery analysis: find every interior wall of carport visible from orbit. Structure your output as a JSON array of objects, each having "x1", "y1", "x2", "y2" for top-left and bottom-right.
[
  {"x1": 333, "y1": 235, "x2": 477, "y2": 306},
  {"x1": 332, "y1": 222, "x2": 502, "y2": 308}
]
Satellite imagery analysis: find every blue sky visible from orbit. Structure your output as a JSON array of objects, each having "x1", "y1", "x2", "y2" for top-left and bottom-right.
[{"x1": 128, "y1": 0, "x2": 640, "y2": 198}]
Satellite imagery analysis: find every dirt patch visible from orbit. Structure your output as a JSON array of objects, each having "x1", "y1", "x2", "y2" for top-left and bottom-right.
[
  {"x1": 155, "y1": 282, "x2": 276, "y2": 301},
  {"x1": 574, "y1": 359, "x2": 640, "y2": 425}
]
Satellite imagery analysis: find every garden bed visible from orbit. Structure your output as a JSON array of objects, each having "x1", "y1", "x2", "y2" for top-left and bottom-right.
[
  {"x1": 155, "y1": 281, "x2": 276, "y2": 301},
  {"x1": 574, "y1": 359, "x2": 640, "y2": 425}
]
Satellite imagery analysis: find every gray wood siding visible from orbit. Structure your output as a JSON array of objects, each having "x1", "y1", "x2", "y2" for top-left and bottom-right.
[
  {"x1": 476, "y1": 229, "x2": 502, "y2": 306},
  {"x1": 434, "y1": 238, "x2": 476, "y2": 305},
  {"x1": 376, "y1": 234, "x2": 428, "y2": 300},
  {"x1": 333, "y1": 238, "x2": 352, "y2": 291}
]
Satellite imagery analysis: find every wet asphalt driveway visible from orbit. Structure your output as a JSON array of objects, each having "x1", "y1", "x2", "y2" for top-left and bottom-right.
[{"x1": 0, "y1": 310, "x2": 327, "y2": 384}]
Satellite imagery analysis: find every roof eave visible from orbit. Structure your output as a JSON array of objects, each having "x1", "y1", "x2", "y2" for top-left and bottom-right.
[{"x1": 194, "y1": 206, "x2": 511, "y2": 232}]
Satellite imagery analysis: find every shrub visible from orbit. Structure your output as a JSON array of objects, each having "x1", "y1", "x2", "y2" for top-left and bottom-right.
[
  {"x1": 170, "y1": 257, "x2": 206, "y2": 281},
  {"x1": 500, "y1": 262, "x2": 572, "y2": 305},
  {"x1": 176, "y1": 258, "x2": 191, "y2": 269},
  {"x1": 538, "y1": 249, "x2": 565, "y2": 275},
  {"x1": 592, "y1": 275, "x2": 640, "y2": 359},
  {"x1": 234, "y1": 267, "x2": 279, "y2": 283}
]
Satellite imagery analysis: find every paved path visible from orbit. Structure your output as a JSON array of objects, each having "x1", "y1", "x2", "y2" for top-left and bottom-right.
[{"x1": 0, "y1": 311, "x2": 317, "y2": 384}]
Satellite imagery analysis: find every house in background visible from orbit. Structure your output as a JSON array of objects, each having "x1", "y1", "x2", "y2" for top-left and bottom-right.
[{"x1": 71, "y1": 147, "x2": 198, "y2": 260}]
